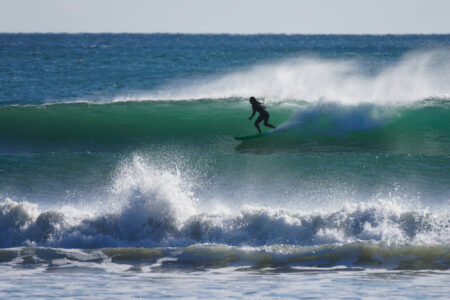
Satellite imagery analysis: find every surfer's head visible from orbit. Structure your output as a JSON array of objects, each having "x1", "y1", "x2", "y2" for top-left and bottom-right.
[{"x1": 249, "y1": 96, "x2": 256, "y2": 104}]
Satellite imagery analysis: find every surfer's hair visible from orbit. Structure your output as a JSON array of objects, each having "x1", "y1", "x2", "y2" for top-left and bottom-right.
[{"x1": 249, "y1": 96, "x2": 256, "y2": 103}]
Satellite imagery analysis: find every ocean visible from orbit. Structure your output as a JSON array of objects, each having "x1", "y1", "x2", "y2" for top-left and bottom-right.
[{"x1": 0, "y1": 34, "x2": 449, "y2": 298}]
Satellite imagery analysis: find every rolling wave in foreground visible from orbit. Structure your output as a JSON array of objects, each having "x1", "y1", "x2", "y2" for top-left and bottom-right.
[{"x1": 1, "y1": 156, "x2": 449, "y2": 270}]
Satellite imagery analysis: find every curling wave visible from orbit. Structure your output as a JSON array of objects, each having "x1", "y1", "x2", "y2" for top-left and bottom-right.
[
  {"x1": 1, "y1": 197, "x2": 448, "y2": 249},
  {"x1": 1, "y1": 155, "x2": 449, "y2": 271},
  {"x1": 1, "y1": 156, "x2": 448, "y2": 249},
  {"x1": 0, "y1": 98, "x2": 449, "y2": 154}
]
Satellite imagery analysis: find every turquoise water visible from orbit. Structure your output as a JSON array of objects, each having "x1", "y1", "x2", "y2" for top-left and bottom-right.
[{"x1": 0, "y1": 34, "x2": 449, "y2": 298}]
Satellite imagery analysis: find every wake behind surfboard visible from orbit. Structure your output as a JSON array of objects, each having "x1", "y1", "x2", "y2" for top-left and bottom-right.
[{"x1": 234, "y1": 132, "x2": 269, "y2": 141}]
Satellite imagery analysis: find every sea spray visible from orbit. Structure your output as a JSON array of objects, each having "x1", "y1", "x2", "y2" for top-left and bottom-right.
[
  {"x1": 108, "y1": 155, "x2": 197, "y2": 234},
  {"x1": 1, "y1": 187, "x2": 448, "y2": 248},
  {"x1": 115, "y1": 50, "x2": 450, "y2": 104},
  {"x1": 273, "y1": 102, "x2": 395, "y2": 135}
]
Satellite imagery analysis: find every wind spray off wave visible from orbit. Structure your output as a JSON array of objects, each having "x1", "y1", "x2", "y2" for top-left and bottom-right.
[{"x1": 115, "y1": 50, "x2": 450, "y2": 104}]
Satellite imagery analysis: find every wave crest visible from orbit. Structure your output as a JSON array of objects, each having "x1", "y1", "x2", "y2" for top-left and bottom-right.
[
  {"x1": 1, "y1": 157, "x2": 448, "y2": 248},
  {"x1": 116, "y1": 50, "x2": 450, "y2": 105},
  {"x1": 3, "y1": 197, "x2": 448, "y2": 248}
]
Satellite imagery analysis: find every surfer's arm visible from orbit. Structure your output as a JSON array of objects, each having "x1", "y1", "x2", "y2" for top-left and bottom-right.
[{"x1": 249, "y1": 109, "x2": 256, "y2": 120}]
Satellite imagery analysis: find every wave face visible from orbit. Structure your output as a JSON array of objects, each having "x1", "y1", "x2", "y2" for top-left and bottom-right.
[{"x1": 0, "y1": 99, "x2": 449, "y2": 154}]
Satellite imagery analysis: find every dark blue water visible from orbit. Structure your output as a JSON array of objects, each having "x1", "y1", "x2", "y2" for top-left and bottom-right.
[{"x1": 1, "y1": 34, "x2": 449, "y2": 105}]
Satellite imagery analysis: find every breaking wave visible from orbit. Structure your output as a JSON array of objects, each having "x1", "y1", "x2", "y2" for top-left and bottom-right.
[
  {"x1": 1, "y1": 156, "x2": 448, "y2": 250},
  {"x1": 1, "y1": 197, "x2": 448, "y2": 249},
  {"x1": 0, "y1": 98, "x2": 449, "y2": 154},
  {"x1": 114, "y1": 50, "x2": 450, "y2": 105}
]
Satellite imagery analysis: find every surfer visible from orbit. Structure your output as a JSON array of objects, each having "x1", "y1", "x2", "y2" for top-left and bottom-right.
[{"x1": 248, "y1": 96, "x2": 276, "y2": 133}]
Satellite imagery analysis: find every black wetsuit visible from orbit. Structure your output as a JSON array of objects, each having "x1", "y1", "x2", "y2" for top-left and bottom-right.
[{"x1": 249, "y1": 101, "x2": 276, "y2": 133}]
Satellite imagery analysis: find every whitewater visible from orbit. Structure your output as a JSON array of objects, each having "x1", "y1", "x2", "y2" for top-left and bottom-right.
[
  {"x1": 114, "y1": 50, "x2": 450, "y2": 104},
  {"x1": 0, "y1": 34, "x2": 449, "y2": 298}
]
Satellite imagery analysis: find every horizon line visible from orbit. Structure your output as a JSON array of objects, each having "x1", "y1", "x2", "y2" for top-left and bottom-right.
[{"x1": 1, "y1": 32, "x2": 449, "y2": 35}]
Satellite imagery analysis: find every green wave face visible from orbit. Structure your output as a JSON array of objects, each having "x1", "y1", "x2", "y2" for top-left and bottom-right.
[
  {"x1": 1, "y1": 99, "x2": 448, "y2": 155},
  {"x1": 0, "y1": 100, "x2": 266, "y2": 151}
]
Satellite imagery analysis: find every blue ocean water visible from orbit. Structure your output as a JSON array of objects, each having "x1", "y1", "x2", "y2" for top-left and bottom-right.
[{"x1": 0, "y1": 34, "x2": 449, "y2": 298}]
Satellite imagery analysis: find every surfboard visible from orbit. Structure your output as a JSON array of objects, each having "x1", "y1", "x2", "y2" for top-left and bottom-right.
[{"x1": 234, "y1": 132, "x2": 268, "y2": 141}]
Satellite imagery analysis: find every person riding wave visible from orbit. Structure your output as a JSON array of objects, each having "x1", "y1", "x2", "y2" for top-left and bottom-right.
[{"x1": 248, "y1": 96, "x2": 276, "y2": 133}]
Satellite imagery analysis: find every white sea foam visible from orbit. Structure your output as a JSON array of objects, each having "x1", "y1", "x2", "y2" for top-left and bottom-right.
[
  {"x1": 1, "y1": 195, "x2": 448, "y2": 248},
  {"x1": 114, "y1": 50, "x2": 450, "y2": 105},
  {"x1": 0, "y1": 155, "x2": 448, "y2": 248}
]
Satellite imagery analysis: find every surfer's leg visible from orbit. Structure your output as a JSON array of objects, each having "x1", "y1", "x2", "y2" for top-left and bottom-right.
[
  {"x1": 254, "y1": 115, "x2": 264, "y2": 133},
  {"x1": 263, "y1": 114, "x2": 276, "y2": 129}
]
